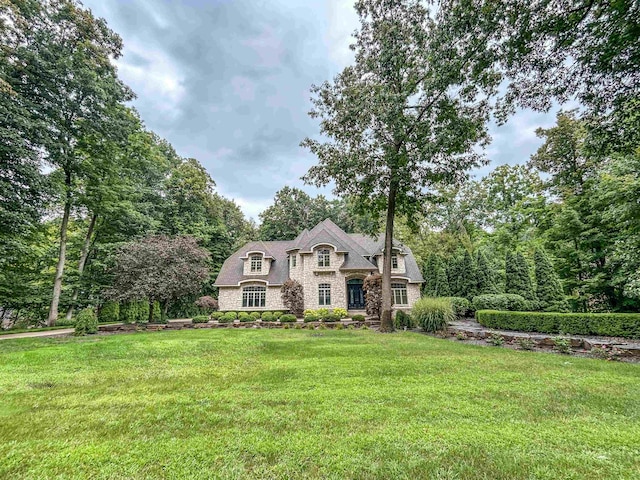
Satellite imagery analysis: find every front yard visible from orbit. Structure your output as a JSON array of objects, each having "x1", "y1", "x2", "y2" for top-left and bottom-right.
[{"x1": 1, "y1": 329, "x2": 639, "y2": 479}]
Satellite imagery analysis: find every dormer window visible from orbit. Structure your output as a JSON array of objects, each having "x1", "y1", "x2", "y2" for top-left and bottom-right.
[
  {"x1": 317, "y1": 249, "x2": 330, "y2": 267},
  {"x1": 391, "y1": 254, "x2": 398, "y2": 269},
  {"x1": 290, "y1": 255, "x2": 297, "y2": 268},
  {"x1": 250, "y1": 255, "x2": 262, "y2": 273}
]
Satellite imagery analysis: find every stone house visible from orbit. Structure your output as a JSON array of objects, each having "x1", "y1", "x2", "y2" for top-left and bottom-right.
[{"x1": 214, "y1": 219, "x2": 423, "y2": 315}]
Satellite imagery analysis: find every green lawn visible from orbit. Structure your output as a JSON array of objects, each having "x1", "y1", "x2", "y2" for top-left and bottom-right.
[{"x1": 1, "y1": 330, "x2": 639, "y2": 479}]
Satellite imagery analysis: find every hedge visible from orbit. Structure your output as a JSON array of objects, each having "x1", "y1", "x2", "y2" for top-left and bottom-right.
[
  {"x1": 472, "y1": 294, "x2": 530, "y2": 312},
  {"x1": 476, "y1": 310, "x2": 640, "y2": 338}
]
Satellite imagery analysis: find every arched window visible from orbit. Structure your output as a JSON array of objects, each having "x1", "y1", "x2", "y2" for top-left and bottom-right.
[
  {"x1": 242, "y1": 285, "x2": 266, "y2": 308},
  {"x1": 318, "y1": 283, "x2": 331, "y2": 305},
  {"x1": 317, "y1": 248, "x2": 330, "y2": 267},
  {"x1": 391, "y1": 283, "x2": 408, "y2": 305},
  {"x1": 250, "y1": 255, "x2": 262, "y2": 273}
]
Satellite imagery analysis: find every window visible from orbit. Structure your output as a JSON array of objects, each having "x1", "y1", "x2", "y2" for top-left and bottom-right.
[
  {"x1": 317, "y1": 248, "x2": 330, "y2": 267},
  {"x1": 391, "y1": 254, "x2": 398, "y2": 269},
  {"x1": 250, "y1": 255, "x2": 262, "y2": 273},
  {"x1": 290, "y1": 254, "x2": 297, "y2": 268},
  {"x1": 242, "y1": 286, "x2": 266, "y2": 308},
  {"x1": 391, "y1": 283, "x2": 408, "y2": 305},
  {"x1": 318, "y1": 283, "x2": 331, "y2": 306}
]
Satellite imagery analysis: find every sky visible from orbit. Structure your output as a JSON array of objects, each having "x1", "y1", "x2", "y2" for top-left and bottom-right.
[{"x1": 83, "y1": 0, "x2": 560, "y2": 221}]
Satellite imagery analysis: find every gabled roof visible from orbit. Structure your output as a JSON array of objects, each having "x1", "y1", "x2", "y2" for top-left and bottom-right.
[{"x1": 213, "y1": 219, "x2": 424, "y2": 286}]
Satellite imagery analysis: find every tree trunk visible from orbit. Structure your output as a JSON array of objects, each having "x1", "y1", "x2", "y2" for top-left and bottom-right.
[
  {"x1": 65, "y1": 213, "x2": 98, "y2": 321},
  {"x1": 148, "y1": 299, "x2": 154, "y2": 323},
  {"x1": 380, "y1": 179, "x2": 399, "y2": 332},
  {"x1": 47, "y1": 172, "x2": 72, "y2": 327}
]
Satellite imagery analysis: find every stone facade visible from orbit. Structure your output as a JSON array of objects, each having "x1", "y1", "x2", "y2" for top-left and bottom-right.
[{"x1": 218, "y1": 283, "x2": 286, "y2": 311}]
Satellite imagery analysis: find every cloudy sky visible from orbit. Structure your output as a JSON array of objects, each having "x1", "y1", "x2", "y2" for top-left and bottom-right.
[{"x1": 83, "y1": 0, "x2": 559, "y2": 221}]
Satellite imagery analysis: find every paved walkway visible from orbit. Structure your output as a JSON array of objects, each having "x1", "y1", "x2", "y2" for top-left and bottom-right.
[{"x1": 0, "y1": 328, "x2": 74, "y2": 340}]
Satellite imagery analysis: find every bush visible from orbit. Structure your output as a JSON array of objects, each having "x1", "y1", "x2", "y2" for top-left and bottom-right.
[
  {"x1": 273, "y1": 311, "x2": 283, "y2": 320},
  {"x1": 476, "y1": 310, "x2": 640, "y2": 338},
  {"x1": 260, "y1": 311, "x2": 272, "y2": 319},
  {"x1": 192, "y1": 315, "x2": 209, "y2": 323},
  {"x1": 304, "y1": 312, "x2": 319, "y2": 322},
  {"x1": 553, "y1": 337, "x2": 571, "y2": 354},
  {"x1": 135, "y1": 301, "x2": 149, "y2": 323},
  {"x1": 412, "y1": 297, "x2": 456, "y2": 333},
  {"x1": 238, "y1": 312, "x2": 252, "y2": 322},
  {"x1": 119, "y1": 302, "x2": 138, "y2": 324},
  {"x1": 261, "y1": 312, "x2": 275, "y2": 322},
  {"x1": 351, "y1": 314, "x2": 365, "y2": 322},
  {"x1": 195, "y1": 296, "x2": 219, "y2": 313},
  {"x1": 151, "y1": 301, "x2": 162, "y2": 322},
  {"x1": 211, "y1": 312, "x2": 224, "y2": 321},
  {"x1": 98, "y1": 302, "x2": 119, "y2": 323},
  {"x1": 74, "y1": 308, "x2": 98, "y2": 335},
  {"x1": 445, "y1": 297, "x2": 473, "y2": 317},
  {"x1": 517, "y1": 338, "x2": 535, "y2": 350},
  {"x1": 394, "y1": 310, "x2": 413, "y2": 329},
  {"x1": 249, "y1": 312, "x2": 261, "y2": 320},
  {"x1": 280, "y1": 314, "x2": 297, "y2": 322},
  {"x1": 323, "y1": 313, "x2": 341, "y2": 322},
  {"x1": 332, "y1": 308, "x2": 348, "y2": 319},
  {"x1": 220, "y1": 312, "x2": 237, "y2": 323},
  {"x1": 487, "y1": 333, "x2": 504, "y2": 346},
  {"x1": 472, "y1": 294, "x2": 530, "y2": 312}
]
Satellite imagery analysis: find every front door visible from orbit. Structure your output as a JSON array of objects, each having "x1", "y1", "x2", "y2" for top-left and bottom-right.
[{"x1": 347, "y1": 279, "x2": 365, "y2": 309}]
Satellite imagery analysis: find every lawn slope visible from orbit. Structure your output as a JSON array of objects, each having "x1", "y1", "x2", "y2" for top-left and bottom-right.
[{"x1": 0, "y1": 329, "x2": 639, "y2": 479}]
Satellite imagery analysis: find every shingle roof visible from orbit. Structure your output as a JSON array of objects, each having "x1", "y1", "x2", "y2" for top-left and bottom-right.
[{"x1": 213, "y1": 219, "x2": 424, "y2": 286}]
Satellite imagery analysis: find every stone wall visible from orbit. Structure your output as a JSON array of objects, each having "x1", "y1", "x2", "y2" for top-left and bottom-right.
[{"x1": 218, "y1": 284, "x2": 286, "y2": 311}]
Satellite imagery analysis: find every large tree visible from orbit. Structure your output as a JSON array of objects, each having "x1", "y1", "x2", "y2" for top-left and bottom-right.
[
  {"x1": 1, "y1": 0, "x2": 134, "y2": 325},
  {"x1": 302, "y1": 0, "x2": 501, "y2": 330},
  {"x1": 108, "y1": 235, "x2": 210, "y2": 321}
]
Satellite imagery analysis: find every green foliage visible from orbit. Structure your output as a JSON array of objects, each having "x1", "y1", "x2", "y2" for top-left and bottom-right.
[
  {"x1": 250, "y1": 312, "x2": 261, "y2": 321},
  {"x1": 445, "y1": 297, "x2": 473, "y2": 318},
  {"x1": 151, "y1": 301, "x2": 162, "y2": 323},
  {"x1": 394, "y1": 310, "x2": 414, "y2": 330},
  {"x1": 475, "y1": 250, "x2": 500, "y2": 295},
  {"x1": 304, "y1": 312, "x2": 319, "y2": 323},
  {"x1": 506, "y1": 251, "x2": 536, "y2": 302},
  {"x1": 487, "y1": 333, "x2": 504, "y2": 347},
  {"x1": 412, "y1": 297, "x2": 456, "y2": 333},
  {"x1": 211, "y1": 312, "x2": 224, "y2": 321},
  {"x1": 534, "y1": 248, "x2": 569, "y2": 311},
  {"x1": 279, "y1": 314, "x2": 297, "y2": 323},
  {"x1": 192, "y1": 315, "x2": 209, "y2": 324},
  {"x1": 98, "y1": 302, "x2": 120, "y2": 323},
  {"x1": 517, "y1": 338, "x2": 535, "y2": 351},
  {"x1": 221, "y1": 312, "x2": 237, "y2": 323},
  {"x1": 553, "y1": 337, "x2": 572, "y2": 354},
  {"x1": 332, "y1": 308, "x2": 348, "y2": 319},
  {"x1": 135, "y1": 301, "x2": 149, "y2": 324},
  {"x1": 238, "y1": 312, "x2": 251, "y2": 322},
  {"x1": 74, "y1": 308, "x2": 98, "y2": 335},
  {"x1": 273, "y1": 312, "x2": 283, "y2": 320},
  {"x1": 476, "y1": 310, "x2": 640, "y2": 338},
  {"x1": 119, "y1": 302, "x2": 137, "y2": 324},
  {"x1": 472, "y1": 294, "x2": 530, "y2": 312},
  {"x1": 351, "y1": 314, "x2": 365, "y2": 322},
  {"x1": 261, "y1": 312, "x2": 274, "y2": 322}
]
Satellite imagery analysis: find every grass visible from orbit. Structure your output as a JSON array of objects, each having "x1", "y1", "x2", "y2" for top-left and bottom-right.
[
  {"x1": 0, "y1": 329, "x2": 639, "y2": 479},
  {"x1": 0, "y1": 325, "x2": 72, "y2": 336}
]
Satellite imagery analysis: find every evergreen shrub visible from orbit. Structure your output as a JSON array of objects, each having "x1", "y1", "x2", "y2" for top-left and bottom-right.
[{"x1": 74, "y1": 308, "x2": 98, "y2": 335}]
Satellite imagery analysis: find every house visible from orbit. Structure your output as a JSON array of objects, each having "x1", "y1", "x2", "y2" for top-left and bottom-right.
[{"x1": 214, "y1": 219, "x2": 424, "y2": 315}]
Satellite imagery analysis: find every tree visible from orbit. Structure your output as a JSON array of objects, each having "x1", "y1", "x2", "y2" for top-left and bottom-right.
[
  {"x1": 506, "y1": 251, "x2": 536, "y2": 302},
  {"x1": 534, "y1": 247, "x2": 566, "y2": 311},
  {"x1": 1, "y1": 1, "x2": 134, "y2": 325},
  {"x1": 280, "y1": 279, "x2": 304, "y2": 317},
  {"x1": 434, "y1": 263, "x2": 451, "y2": 297},
  {"x1": 422, "y1": 253, "x2": 440, "y2": 296},
  {"x1": 108, "y1": 236, "x2": 210, "y2": 321},
  {"x1": 363, "y1": 273, "x2": 382, "y2": 318},
  {"x1": 459, "y1": 250, "x2": 477, "y2": 300},
  {"x1": 475, "y1": 249, "x2": 499, "y2": 295},
  {"x1": 302, "y1": 0, "x2": 501, "y2": 331}
]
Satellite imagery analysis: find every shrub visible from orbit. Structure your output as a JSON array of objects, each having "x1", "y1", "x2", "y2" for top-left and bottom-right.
[
  {"x1": 221, "y1": 312, "x2": 237, "y2": 323},
  {"x1": 192, "y1": 315, "x2": 209, "y2": 324},
  {"x1": 74, "y1": 308, "x2": 98, "y2": 335},
  {"x1": 332, "y1": 308, "x2": 348, "y2": 319},
  {"x1": 211, "y1": 312, "x2": 224, "y2": 321},
  {"x1": 151, "y1": 301, "x2": 162, "y2": 322},
  {"x1": 476, "y1": 310, "x2": 640, "y2": 338},
  {"x1": 472, "y1": 294, "x2": 530, "y2": 312},
  {"x1": 135, "y1": 301, "x2": 149, "y2": 324},
  {"x1": 98, "y1": 302, "x2": 119, "y2": 323},
  {"x1": 238, "y1": 312, "x2": 252, "y2": 322},
  {"x1": 273, "y1": 311, "x2": 283, "y2": 320},
  {"x1": 119, "y1": 302, "x2": 138, "y2": 324},
  {"x1": 260, "y1": 311, "x2": 272, "y2": 319},
  {"x1": 394, "y1": 310, "x2": 413, "y2": 329},
  {"x1": 261, "y1": 312, "x2": 274, "y2": 322},
  {"x1": 195, "y1": 296, "x2": 219, "y2": 313},
  {"x1": 280, "y1": 314, "x2": 297, "y2": 322},
  {"x1": 335, "y1": 323, "x2": 344, "y2": 330},
  {"x1": 351, "y1": 314, "x2": 365, "y2": 322},
  {"x1": 250, "y1": 312, "x2": 261, "y2": 320},
  {"x1": 412, "y1": 297, "x2": 456, "y2": 333},
  {"x1": 323, "y1": 313, "x2": 341, "y2": 322},
  {"x1": 364, "y1": 273, "x2": 382, "y2": 318},
  {"x1": 304, "y1": 312, "x2": 319, "y2": 322},
  {"x1": 487, "y1": 333, "x2": 504, "y2": 346},
  {"x1": 445, "y1": 297, "x2": 473, "y2": 317},
  {"x1": 281, "y1": 279, "x2": 304, "y2": 317},
  {"x1": 455, "y1": 331, "x2": 468, "y2": 341},
  {"x1": 517, "y1": 338, "x2": 535, "y2": 350},
  {"x1": 553, "y1": 337, "x2": 571, "y2": 354},
  {"x1": 316, "y1": 308, "x2": 330, "y2": 320}
]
